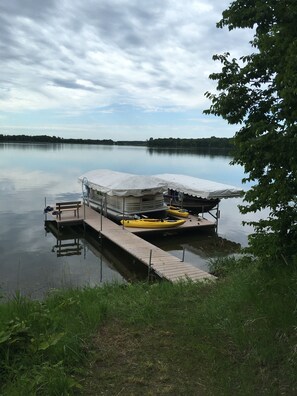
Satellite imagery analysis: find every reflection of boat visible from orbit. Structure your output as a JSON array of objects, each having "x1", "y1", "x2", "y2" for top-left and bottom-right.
[
  {"x1": 154, "y1": 173, "x2": 243, "y2": 214},
  {"x1": 79, "y1": 169, "x2": 168, "y2": 222},
  {"x1": 166, "y1": 205, "x2": 189, "y2": 218},
  {"x1": 121, "y1": 218, "x2": 186, "y2": 229}
]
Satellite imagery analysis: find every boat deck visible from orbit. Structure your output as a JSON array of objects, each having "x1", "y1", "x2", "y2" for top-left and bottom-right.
[
  {"x1": 47, "y1": 203, "x2": 216, "y2": 283},
  {"x1": 125, "y1": 213, "x2": 214, "y2": 234}
]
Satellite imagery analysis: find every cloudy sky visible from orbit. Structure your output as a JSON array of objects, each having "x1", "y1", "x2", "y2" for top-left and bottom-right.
[{"x1": 0, "y1": 0, "x2": 254, "y2": 140}]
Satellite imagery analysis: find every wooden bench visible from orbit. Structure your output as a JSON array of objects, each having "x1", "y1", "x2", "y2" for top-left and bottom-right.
[{"x1": 55, "y1": 201, "x2": 82, "y2": 220}]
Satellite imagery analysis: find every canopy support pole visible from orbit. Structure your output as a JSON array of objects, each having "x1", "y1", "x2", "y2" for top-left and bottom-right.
[
  {"x1": 100, "y1": 196, "x2": 103, "y2": 231},
  {"x1": 208, "y1": 202, "x2": 220, "y2": 233},
  {"x1": 215, "y1": 201, "x2": 220, "y2": 233},
  {"x1": 122, "y1": 197, "x2": 125, "y2": 229}
]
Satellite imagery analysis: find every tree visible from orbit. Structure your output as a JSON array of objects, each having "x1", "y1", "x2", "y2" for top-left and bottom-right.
[{"x1": 204, "y1": 0, "x2": 297, "y2": 265}]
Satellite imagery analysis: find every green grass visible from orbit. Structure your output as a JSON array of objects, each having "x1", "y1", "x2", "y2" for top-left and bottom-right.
[{"x1": 0, "y1": 258, "x2": 296, "y2": 395}]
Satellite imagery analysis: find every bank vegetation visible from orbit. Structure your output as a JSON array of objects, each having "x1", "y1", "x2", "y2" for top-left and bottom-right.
[{"x1": 0, "y1": 256, "x2": 296, "y2": 395}]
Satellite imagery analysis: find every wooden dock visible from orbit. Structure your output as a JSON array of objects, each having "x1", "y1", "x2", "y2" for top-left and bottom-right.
[{"x1": 49, "y1": 203, "x2": 216, "y2": 283}]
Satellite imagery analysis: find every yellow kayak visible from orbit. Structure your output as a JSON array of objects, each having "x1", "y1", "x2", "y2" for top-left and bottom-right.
[
  {"x1": 166, "y1": 205, "x2": 189, "y2": 218},
  {"x1": 121, "y1": 218, "x2": 186, "y2": 228}
]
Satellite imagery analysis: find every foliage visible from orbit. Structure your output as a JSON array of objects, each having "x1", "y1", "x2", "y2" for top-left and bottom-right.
[
  {"x1": 0, "y1": 134, "x2": 115, "y2": 145},
  {"x1": 208, "y1": 254, "x2": 254, "y2": 277},
  {"x1": 1, "y1": 263, "x2": 296, "y2": 394},
  {"x1": 204, "y1": 0, "x2": 297, "y2": 264},
  {"x1": 0, "y1": 290, "x2": 108, "y2": 394},
  {"x1": 147, "y1": 136, "x2": 234, "y2": 151}
]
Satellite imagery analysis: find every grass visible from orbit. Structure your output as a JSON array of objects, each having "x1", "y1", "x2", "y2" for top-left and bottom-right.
[{"x1": 0, "y1": 257, "x2": 296, "y2": 395}]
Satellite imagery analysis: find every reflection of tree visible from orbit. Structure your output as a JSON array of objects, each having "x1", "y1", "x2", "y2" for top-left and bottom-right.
[
  {"x1": 148, "y1": 147, "x2": 231, "y2": 157},
  {"x1": 147, "y1": 137, "x2": 234, "y2": 154},
  {"x1": 145, "y1": 232, "x2": 241, "y2": 258},
  {"x1": 184, "y1": 235, "x2": 241, "y2": 257}
]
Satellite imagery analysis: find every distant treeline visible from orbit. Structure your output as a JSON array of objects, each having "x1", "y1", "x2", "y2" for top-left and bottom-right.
[
  {"x1": 0, "y1": 134, "x2": 115, "y2": 145},
  {"x1": 147, "y1": 137, "x2": 234, "y2": 150},
  {"x1": 0, "y1": 134, "x2": 146, "y2": 146},
  {"x1": 0, "y1": 134, "x2": 233, "y2": 151}
]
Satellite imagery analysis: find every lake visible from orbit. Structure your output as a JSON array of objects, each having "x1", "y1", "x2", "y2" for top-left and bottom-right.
[{"x1": 0, "y1": 143, "x2": 260, "y2": 299}]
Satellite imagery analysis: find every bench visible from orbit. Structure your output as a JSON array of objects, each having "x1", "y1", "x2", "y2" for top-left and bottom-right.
[{"x1": 55, "y1": 201, "x2": 82, "y2": 220}]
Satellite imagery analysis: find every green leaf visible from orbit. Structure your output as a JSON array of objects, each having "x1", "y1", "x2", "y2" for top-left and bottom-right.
[
  {"x1": 38, "y1": 332, "x2": 65, "y2": 351},
  {"x1": 0, "y1": 330, "x2": 11, "y2": 344}
]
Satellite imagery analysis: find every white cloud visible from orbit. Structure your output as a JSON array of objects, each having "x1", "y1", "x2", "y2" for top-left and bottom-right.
[{"x1": 0, "y1": 0, "x2": 254, "y2": 138}]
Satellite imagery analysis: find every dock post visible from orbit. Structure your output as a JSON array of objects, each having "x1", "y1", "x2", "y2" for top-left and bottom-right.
[
  {"x1": 100, "y1": 197, "x2": 103, "y2": 231},
  {"x1": 104, "y1": 194, "x2": 108, "y2": 217},
  {"x1": 181, "y1": 247, "x2": 185, "y2": 262},
  {"x1": 83, "y1": 240, "x2": 86, "y2": 259},
  {"x1": 100, "y1": 254, "x2": 103, "y2": 282},
  {"x1": 148, "y1": 249, "x2": 152, "y2": 280}
]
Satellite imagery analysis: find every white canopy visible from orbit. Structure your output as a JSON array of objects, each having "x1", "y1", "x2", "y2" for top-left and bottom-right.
[
  {"x1": 154, "y1": 173, "x2": 243, "y2": 199},
  {"x1": 78, "y1": 169, "x2": 167, "y2": 197}
]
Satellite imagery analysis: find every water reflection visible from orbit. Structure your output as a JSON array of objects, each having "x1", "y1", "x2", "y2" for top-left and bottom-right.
[
  {"x1": 0, "y1": 143, "x2": 263, "y2": 298},
  {"x1": 144, "y1": 229, "x2": 241, "y2": 272},
  {"x1": 45, "y1": 221, "x2": 149, "y2": 285},
  {"x1": 49, "y1": 233, "x2": 84, "y2": 258},
  {"x1": 0, "y1": 216, "x2": 125, "y2": 300},
  {"x1": 0, "y1": 142, "x2": 115, "y2": 152},
  {"x1": 147, "y1": 147, "x2": 231, "y2": 157}
]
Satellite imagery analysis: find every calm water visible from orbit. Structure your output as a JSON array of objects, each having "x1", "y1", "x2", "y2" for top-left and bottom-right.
[{"x1": 0, "y1": 143, "x2": 262, "y2": 299}]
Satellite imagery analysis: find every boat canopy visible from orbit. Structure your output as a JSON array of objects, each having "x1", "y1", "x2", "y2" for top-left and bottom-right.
[
  {"x1": 79, "y1": 169, "x2": 167, "y2": 197},
  {"x1": 154, "y1": 173, "x2": 243, "y2": 199}
]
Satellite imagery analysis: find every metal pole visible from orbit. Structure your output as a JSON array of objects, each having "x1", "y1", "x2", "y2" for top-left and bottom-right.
[
  {"x1": 148, "y1": 249, "x2": 152, "y2": 280},
  {"x1": 215, "y1": 202, "x2": 220, "y2": 233},
  {"x1": 100, "y1": 254, "x2": 103, "y2": 283},
  {"x1": 122, "y1": 197, "x2": 125, "y2": 229},
  {"x1": 100, "y1": 196, "x2": 103, "y2": 231},
  {"x1": 181, "y1": 247, "x2": 185, "y2": 262},
  {"x1": 44, "y1": 197, "x2": 47, "y2": 220}
]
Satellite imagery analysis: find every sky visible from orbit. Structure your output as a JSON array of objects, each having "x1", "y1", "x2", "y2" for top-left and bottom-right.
[{"x1": 0, "y1": 0, "x2": 254, "y2": 141}]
